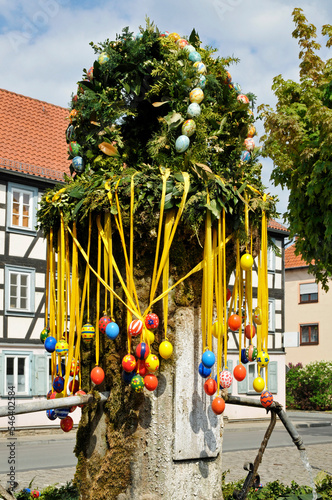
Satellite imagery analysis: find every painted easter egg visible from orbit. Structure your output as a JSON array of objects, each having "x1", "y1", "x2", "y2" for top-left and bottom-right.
[
  {"x1": 55, "y1": 339, "x2": 69, "y2": 356},
  {"x1": 145, "y1": 354, "x2": 159, "y2": 373},
  {"x1": 241, "y1": 348, "x2": 249, "y2": 364},
  {"x1": 244, "y1": 324, "x2": 256, "y2": 340},
  {"x1": 81, "y1": 323, "x2": 95, "y2": 342},
  {"x1": 145, "y1": 313, "x2": 159, "y2": 330},
  {"x1": 237, "y1": 94, "x2": 249, "y2": 104},
  {"x1": 177, "y1": 38, "x2": 189, "y2": 49},
  {"x1": 72, "y1": 156, "x2": 84, "y2": 173},
  {"x1": 257, "y1": 350, "x2": 270, "y2": 367},
  {"x1": 204, "y1": 378, "x2": 217, "y2": 396},
  {"x1": 144, "y1": 329, "x2": 155, "y2": 344},
  {"x1": 260, "y1": 390, "x2": 274, "y2": 408},
  {"x1": 70, "y1": 359, "x2": 80, "y2": 377},
  {"x1": 232, "y1": 82, "x2": 241, "y2": 94},
  {"x1": 189, "y1": 51, "x2": 202, "y2": 63},
  {"x1": 60, "y1": 415, "x2": 74, "y2": 432},
  {"x1": 225, "y1": 71, "x2": 232, "y2": 84},
  {"x1": 122, "y1": 370, "x2": 135, "y2": 384},
  {"x1": 144, "y1": 374, "x2": 158, "y2": 391},
  {"x1": 136, "y1": 342, "x2": 150, "y2": 360},
  {"x1": 253, "y1": 376, "x2": 265, "y2": 393},
  {"x1": 233, "y1": 364, "x2": 247, "y2": 382},
  {"x1": 197, "y1": 75, "x2": 206, "y2": 88},
  {"x1": 90, "y1": 366, "x2": 105, "y2": 385},
  {"x1": 98, "y1": 52, "x2": 109, "y2": 64},
  {"x1": 246, "y1": 344, "x2": 258, "y2": 362},
  {"x1": 175, "y1": 135, "x2": 190, "y2": 153},
  {"x1": 187, "y1": 102, "x2": 201, "y2": 117},
  {"x1": 131, "y1": 374, "x2": 145, "y2": 392},
  {"x1": 240, "y1": 253, "x2": 254, "y2": 271},
  {"x1": 212, "y1": 320, "x2": 223, "y2": 339},
  {"x1": 53, "y1": 376, "x2": 65, "y2": 393},
  {"x1": 189, "y1": 88, "x2": 204, "y2": 104},
  {"x1": 244, "y1": 137, "x2": 255, "y2": 152},
  {"x1": 183, "y1": 44, "x2": 196, "y2": 53},
  {"x1": 199, "y1": 362, "x2": 211, "y2": 378},
  {"x1": 31, "y1": 491, "x2": 40, "y2": 498},
  {"x1": 211, "y1": 397, "x2": 225, "y2": 415},
  {"x1": 122, "y1": 354, "x2": 136, "y2": 372},
  {"x1": 135, "y1": 33, "x2": 143, "y2": 40},
  {"x1": 68, "y1": 378, "x2": 79, "y2": 394},
  {"x1": 228, "y1": 314, "x2": 241, "y2": 331},
  {"x1": 159, "y1": 340, "x2": 173, "y2": 359},
  {"x1": 128, "y1": 319, "x2": 143, "y2": 337},
  {"x1": 220, "y1": 370, "x2": 233, "y2": 389},
  {"x1": 193, "y1": 61, "x2": 207, "y2": 74},
  {"x1": 240, "y1": 150, "x2": 251, "y2": 162},
  {"x1": 181, "y1": 119, "x2": 196, "y2": 137},
  {"x1": 137, "y1": 359, "x2": 147, "y2": 376},
  {"x1": 248, "y1": 125, "x2": 256, "y2": 137},
  {"x1": 202, "y1": 350, "x2": 215, "y2": 368},
  {"x1": 40, "y1": 327, "x2": 49, "y2": 343},
  {"x1": 44, "y1": 336, "x2": 57, "y2": 353},
  {"x1": 159, "y1": 31, "x2": 169, "y2": 37},
  {"x1": 68, "y1": 141, "x2": 81, "y2": 156},
  {"x1": 54, "y1": 407, "x2": 70, "y2": 419},
  {"x1": 46, "y1": 409, "x2": 57, "y2": 421},
  {"x1": 105, "y1": 321, "x2": 120, "y2": 340},
  {"x1": 87, "y1": 66, "x2": 94, "y2": 80},
  {"x1": 254, "y1": 307, "x2": 262, "y2": 325},
  {"x1": 168, "y1": 32, "x2": 180, "y2": 41},
  {"x1": 99, "y1": 315, "x2": 111, "y2": 334}
]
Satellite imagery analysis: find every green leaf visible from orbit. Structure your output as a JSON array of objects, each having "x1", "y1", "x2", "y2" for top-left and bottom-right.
[
  {"x1": 73, "y1": 199, "x2": 84, "y2": 216},
  {"x1": 164, "y1": 111, "x2": 184, "y2": 130},
  {"x1": 68, "y1": 186, "x2": 85, "y2": 199}
]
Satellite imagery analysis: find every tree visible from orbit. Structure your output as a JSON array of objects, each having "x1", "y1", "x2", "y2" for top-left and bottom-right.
[
  {"x1": 259, "y1": 8, "x2": 332, "y2": 290},
  {"x1": 37, "y1": 21, "x2": 275, "y2": 499}
]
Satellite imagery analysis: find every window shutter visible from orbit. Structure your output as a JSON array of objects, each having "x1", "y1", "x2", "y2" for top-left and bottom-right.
[
  {"x1": 33, "y1": 355, "x2": 47, "y2": 396},
  {"x1": 227, "y1": 360, "x2": 233, "y2": 394},
  {"x1": 268, "y1": 361, "x2": 278, "y2": 394},
  {"x1": 0, "y1": 353, "x2": 3, "y2": 395},
  {"x1": 237, "y1": 363, "x2": 247, "y2": 393},
  {"x1": 300, "y1": 283, "x2": 318, "y2": 294}
]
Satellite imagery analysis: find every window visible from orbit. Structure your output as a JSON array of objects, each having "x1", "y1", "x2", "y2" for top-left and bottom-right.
[
  {"x1": 4, "y1": 353, "x2": 32, "y2": 396},
  {"x1": 5, "y1": 265, "x2": 35, "y2": 316},
  {"x1": 7, "y1": 182, "x2": 38, "y2": 233},
  {"x1": 267, "y1": 239, "x2": 276, "y2": 272},
  {"x1": 300, "y1": 324, "x2": 319, "y2": 345},
  {"x1": 300, "y1": 283, "x2": 318, "y2": 304},
  {"x1": 237, "y1": 361, "x2": 278, "y2": 394}
]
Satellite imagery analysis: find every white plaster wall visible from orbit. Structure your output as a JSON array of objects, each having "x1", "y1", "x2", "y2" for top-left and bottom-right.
[
  {"x1": 0, "y1": 184, "x2": 6, "y2": 204},
  {"x1": 29, "y1": 237, "x2": 47, "y2": 260},
  {"x1": 275, "y1": 313, "x2": 282, "y2": 330},
  {"x1": 0, "y1": 230, "x2": 4, "y2": 255},
  {"x1": 275, "y1": 273, "x2": 282, "y2": 289},
  {"x1": 0, "y1": 208, "x2": 5, "y2": 226},
  {"x1": 35, "y1": 273, "x2": 45, "y2": 289},
  {"x1": 6, "y1": 317, "x2": 34, "y2": 339},
  {"x1": 9, "y1": 234, "x2": 34, "y2": 257}
]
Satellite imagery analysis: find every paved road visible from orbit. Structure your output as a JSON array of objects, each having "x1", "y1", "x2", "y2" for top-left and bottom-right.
[{"x1": 0, "y1": 412, "x2": 331, "y2": 491}]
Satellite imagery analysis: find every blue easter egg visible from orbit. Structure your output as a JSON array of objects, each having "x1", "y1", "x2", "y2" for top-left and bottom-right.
[
  {"x1": 46, "y1": 409, "x2": 57, "y2": 421},
  {"x1": 56, "y1": 362, "x2": 66, "y2": 376},
  {"x1": 198, "y1": 362, "x2": 211, "y2": 378},
  {"x1": 241, "y1": 348, "x2": 249, "y2": 364},
  {"x1": 105, "y1": 321, "x2": 120, "y2": 340},
  {"x1": 54, "y1": 407, "x2": 70, "y2": 419},
  {"x1": 183, "y1": 44, "x2": 196, "y2": 53},
  {"x1": 122, "y1": 370, "x2": 135, "y2": 384},
  {"x1": 175, "y1": 135, "x2": 190, "y2": 153},
  {"x1": 53, "y1": 376, "x2": 65, "y2": 393},
  {"x1": 240, "y1": 150, "x2": 251, "y2": 162},
  {"x1": 72, "y1": 156, "x2": 84, "y2": 173},
  {"x1": 202, "y1": 350, "x2": 216, "y2": 368},
  {"x1": 189, "y1": 51, "x2": 202, "y2": 63},
  {"x1": 187, "y1": 102, "x2": 201, "y2": 118},
  {"x1": 44, "y1": 336, "x2": 57, "y2": 353}
]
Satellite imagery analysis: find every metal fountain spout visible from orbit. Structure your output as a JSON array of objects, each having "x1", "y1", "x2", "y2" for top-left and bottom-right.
[{"x1": 272, "y1": 403, "x2": 305, "y2": 451}]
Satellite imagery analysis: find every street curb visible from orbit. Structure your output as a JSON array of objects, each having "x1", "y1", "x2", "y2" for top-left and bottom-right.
[{"x1": 296, "y1": 422, "x2": 331, "y2": 428}]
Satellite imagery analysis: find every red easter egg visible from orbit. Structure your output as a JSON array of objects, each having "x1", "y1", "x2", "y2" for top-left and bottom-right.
[
  {"x1": 135, "y1": 342, "x2": 150, "y2": 360},
  {"x1": 122, "y1": 354, "x2": 136, "y2": 372},
  {"x1": 99, "y1": 315, "x2": 111, "y2": 334},
  {"x1": 128, "y1": 319, "x2": 143, "y2": 337},
  {"x1": 233, "y1": 364, "x2": 247, "y2": 382},
  {"x1": 228, "y1": 314, "x2": 241, "y2": 331},
  {"x1": 244, "y1": 324, "x2": 256, "y2": 340},
  {"x1": 144, "y1": 374, "x2": 158, "y2": 391},
  {"x1": 211, "y1": 396, "x2": 225, "y2": 415},
  {"x1": 91, "y1": 366, "x2": 105, "y2": 385},
  {"x1": 60, "y1": 415, "x2": 74, "y2": 432},
  {"x1": 145, "y1": 313, "x2": 159, "y2": 330},
  {"x1": 226, "y1": 288, "x2": 232, "y2": 301},
  {"x1": 69, "y1": 378, "x2": 79, "y2": 394},
  {"x1": 31, "y1": 491, "x2": 40, "y2": 498},
  {"x1": 49, "y1": 391, "x2": 56, "y2": 400},
  {"x1": 137, "y1": 359, "x2": 147, "y2": 376},
  {"x1": 260, "y1": 390, "x2": 274, "y2": 408},
  {"x1": 204, "y1": 378, "x2": 217, "y2": 396},
  {"x1": 75, "y1": 389, "x2": 87, "y2": 408}
]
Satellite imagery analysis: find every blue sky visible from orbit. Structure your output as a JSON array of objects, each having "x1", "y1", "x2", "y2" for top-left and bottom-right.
[{"x1": 1, "y1": 0, "x2": 331, "y2": 219}]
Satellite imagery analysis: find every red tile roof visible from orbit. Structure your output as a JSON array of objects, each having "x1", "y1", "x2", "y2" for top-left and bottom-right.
[
  {"x1": 0, "y1": 88, "x2": 70, "y2": 182},
  {"x1": 285, "y1": 242, "x2": 313, "y2": 269},
  {"x1": 268, "y1": 219, "x2": 288, "y2": 232}
]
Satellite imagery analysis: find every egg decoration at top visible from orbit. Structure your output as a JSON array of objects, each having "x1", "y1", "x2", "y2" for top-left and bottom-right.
[
  {"x1": 122, "y1": 354, "x2": 136, "y2": 372},
  {"x1": 145, "y1": 313, "x2": 159, "y2": 330},
  {"x1": 257, "y1": 350, "x2": 270, "y2": 367},
  {"x1": 181, "y1": 119, "x2": 196, "y2": 137}
]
